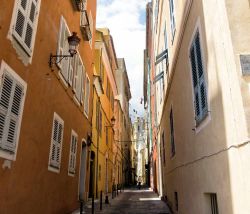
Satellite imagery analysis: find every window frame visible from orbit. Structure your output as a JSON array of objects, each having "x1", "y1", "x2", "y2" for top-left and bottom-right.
[
  {"x1": 48, "y1": 112, "x2": 64, "y2": 173},
  {"x1": 169, "y1": 0, "x2": 176, "y2": 42},
  {"x1": 189, "y1": 28, "x2": 209, "y2": 126},
  {"x1": 0, "y1": 60, "x2": 27, "y2": 161},
  {"x1": 68, "y1": 129, "x2": 78, "y2": 176},
  {"x1": 84, "y1": 74, "x2": 90, "y2": 117},
  {"x1": 8, "y1": 0, "x2": 41, "y2": 63}
]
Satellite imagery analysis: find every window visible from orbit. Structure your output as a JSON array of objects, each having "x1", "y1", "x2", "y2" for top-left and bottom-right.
[
  {"x1": 68, "y1": 130, "x2": 78, "y2": 175},
  {"x1": 89, "y1": 11, "x2": 94, "y2": 47},
  {"x1": 106, "y1": 126, "x2": 108, "y2": 145},
  {"x1": 174, "y1": 192, "x2": 178, "y2": 211},
  {"x1": 162, "y1": 132, "x2": 165, "y2": 165},
  {"x1": 210, "y1": 194, "x2": 219, "y2": 214},
  {"x1": 169, "y1": 0, "x2": 176, "y2": 40},
  {"x1": 73, "y1": 53, "x2": 85, "y2": 104},
  {"x1": 0, "y1": 61, "x2": 27, "y2": 160},
  {"x1": 48, "y1": 113, "x2": 64, "y2": 172},
  {"x1": 170, "y1": 108, "x2": 175, "y2": 157},
  {"x1": 190, "y1": 31, "x2": 208, "y2": 124},
  {"x1": 96, "y1": 100, "x2": 100, "y2": 131},
  {"x1": 57, "y1": 16, "x2": 74, "y2": 84},
  {"x1": 84, "y1": 75, "x2": 90, "y2": 116},
  {"x1": 99, "y1": 109, "x2": 102, "y2": 135},
  {"x1": 10, "y1": 0, "x2": 41, "y2": 56},
  {"x1": 164, "y1": 23, "x2": 168, "y2": 50}
]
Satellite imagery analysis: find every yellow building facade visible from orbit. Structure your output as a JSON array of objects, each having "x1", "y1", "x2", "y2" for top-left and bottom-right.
[{"x1": 91, "y1": 29, "x2": 118, "y2": 200}]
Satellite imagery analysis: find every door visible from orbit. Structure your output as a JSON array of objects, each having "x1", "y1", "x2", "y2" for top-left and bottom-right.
[{"x1": 79, "y1": 142, "x2": 87, "y2": 200}]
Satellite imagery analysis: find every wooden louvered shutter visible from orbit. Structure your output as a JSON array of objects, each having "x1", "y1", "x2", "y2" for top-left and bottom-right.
[
  {"x1": 13, "y1": 0, "x2": 39, "y2": 55},
  {"x1": 195, "y1": 33, "x2": 208, "y2": 117},
  {"x1": 81, "y1": 66, "x2": 86, "y2": 105},
  {"x1": 190, "y1": 32, "x2": 208, "y2": 123},
  {"x1": 50, "y1": 119, "x2": 58, "y2": 166},
  {"x1": 69, "y1": 134, "x2": 77, "y2": 174},
  {"x1": 0, "y1": 72, "x2": 24, "y2": 153},
  {"x1": 50, "y1": 115, "x2": 63, "y2": 168},
  {"x1": 84, "y1": 77, "x2": 90, "y2": 115},
  {"x1": 68, "y1": 57, "x2": 74, "y2": 86},
  {"x1": 75, "y1": 58, "x2": 83, "y2": 102},
  {"x1": 73, "y1": 53, "x2": 79, "y2": 93},
  {"x1": 190, "y1": 46, "x2": 201, "y2": 120},
  {"x1": 57, "y1": 18, "x2": 70, "y2": 81}
]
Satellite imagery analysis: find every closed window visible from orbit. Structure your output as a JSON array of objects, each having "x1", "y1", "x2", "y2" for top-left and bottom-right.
[
  {"x1": 57, "y1": 16, "x2": 73, "y2": 84},
  {"x1": 68, "y1": 130, "x2": 78, "y2": 175},
  {"x1": 73, "y1": 53, "x2": 85, "y2": 104},
  {"x1": 170, "y1": 108, "x2": 175, "y2": 157},
  {"x1": 49, "y1": 113, "x2": 64, "y2": 172},
  {"x1": 169, "y1": 0, "x2": 176, "y2": 40},
  {"x1": 210, "y1": 193, "x2": 219, "y2": 214},
  {"x1": 190, "y1": 31, "x2": 208, "y2": 124},
  {"x1": 84, "y1": 75, "x2": 90, "y2": 116},
  {"x1": 0, "y1": 61, "x2": 27, "y2": 160},
  {"x1": 11, "y1": 0, "x2": 41, "y2": 56},
  {"x1": 162, "y1": 132, "x2": 165, "y2": 165}
]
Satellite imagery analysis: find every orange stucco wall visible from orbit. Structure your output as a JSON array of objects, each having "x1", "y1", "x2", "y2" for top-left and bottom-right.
[{"x1": 0, "y1": 0, "x2": 96, "y2": 213}]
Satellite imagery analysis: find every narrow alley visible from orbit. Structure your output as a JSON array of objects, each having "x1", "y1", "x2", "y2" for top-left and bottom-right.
[
  {"x1": 73, "y1": 187, "x2": 170, "y2": 214},
  {"x1": 0, "y1": 0, "x2": 250, "y2": 213}
]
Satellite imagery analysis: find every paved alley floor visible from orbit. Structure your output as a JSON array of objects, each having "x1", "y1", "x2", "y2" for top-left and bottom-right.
[{"x1": 73, "y1": 187, "x2": 171, "y2": 214}]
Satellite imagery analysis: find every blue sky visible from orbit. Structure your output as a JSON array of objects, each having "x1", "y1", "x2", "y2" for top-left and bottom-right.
[{"x1": 96, "y1": 0, "x2": 149, "y2": 119}]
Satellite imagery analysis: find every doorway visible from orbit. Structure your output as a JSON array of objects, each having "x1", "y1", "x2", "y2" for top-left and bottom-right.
[
  {"x1": 88, "y1": 151, "x2": 95, "y2": 198},
  {"x1": 79, "y1": 140, "x2": 87, "y2": 201}
]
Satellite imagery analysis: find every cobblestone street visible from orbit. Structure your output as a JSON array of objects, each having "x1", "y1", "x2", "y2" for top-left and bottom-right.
[{"x1": 73, "y1": 188, "x2": 171, "y2": 214}]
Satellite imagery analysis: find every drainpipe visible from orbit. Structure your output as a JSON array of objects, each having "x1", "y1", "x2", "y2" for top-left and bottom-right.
[{"x1": 96, "y1": 99, "x2": 100, "y2": 199}]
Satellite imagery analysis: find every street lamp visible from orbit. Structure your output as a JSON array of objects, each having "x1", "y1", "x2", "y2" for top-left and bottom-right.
[{"x1": 49, "y1": 32, "x2": 81, "y2": 68}]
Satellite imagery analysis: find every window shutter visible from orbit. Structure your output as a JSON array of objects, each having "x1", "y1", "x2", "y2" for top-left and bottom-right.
[
  {"x1": 76, "y1": 62, "x2": 82, "y2": 102},
  {"x1": 69, "y1": 134, "x2": 77, "y2": 174},
  {"x1": 73, "y1": 54, "x2": 79, "y2": 92},
  {"x1": 51, "y1": 119, "x2": 58, "y2": 165},
  {"x1": 68, "y1": 57, "x2": 74, "y2": 86},
  {"x1": 81, "y1": 67, "x2": 86, "y2": 105},
  {"x1": 13, "y1": 0, "x2": 40, "y2": 55},
  {"x1": 50, "y1": 115, "x2": 63, "y2": 169},
  {"x1": 57, "y1": 17, "x2": 70, "y2": 82},
  {"x1": 57, "y1": 18, "x2": 66, "y2": 69},
  {"x1": 84, "y1": 77, "x2": 90, "y2": 115},
  {"x1": 190, "y1": 32, "x2": 208, "y2": 123},
  {"x1": 0, "y1": 72, "x2": 24, "y2": 153}
]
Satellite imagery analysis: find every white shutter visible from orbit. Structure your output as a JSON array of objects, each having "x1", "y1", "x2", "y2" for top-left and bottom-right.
[
  {"x1": 50, "y1": 114, "x2": 64, "y2": 169},
  {"x1": 0, "y1": 71, "x2": 24, "y2": 153},
  {"x1": 57, "y1": 17, "x2": 66, "y2": 69},
  {"x1": 12, "y1": 0, "x2": 40, "y2": 55},
  {"x1": 69, "y1": 132, "x2": 77, "y2": 174},
  {"x1": 73, "y1": 53, "x2": 79, "y2": 92},
  {"x1": 68, "y1": 57, "x2": 74, "y2": 86},
  {"x1": 84, "y1": 76, "x2": 90, "y2": 115},
  {"x1": 81, "y1": 66, "x2": 86, "y2": 104},
  {"x1": 57, "y1": 17, "x2": 71, "y2": 82}
]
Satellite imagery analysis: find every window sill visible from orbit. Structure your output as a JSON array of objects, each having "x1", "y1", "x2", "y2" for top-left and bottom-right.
[
  {"x1": 0, "y1": 149, "x2": 15, "y2": 161},
  {"x1": 48, "y1": 165, "x2": 60, "y2": 173},
  {"x1": 194, "y1": 112, "x2": 211, "y2": 134}
]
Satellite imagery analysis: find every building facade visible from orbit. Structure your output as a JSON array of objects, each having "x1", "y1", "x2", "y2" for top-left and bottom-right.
[
  {"x1": 147, "y1": 0, "x2": 250, "y2": 213},
  {"x1": 0, "y1": 0, "x2": 96, "y2": 213},
  {"x1": 115, "y1": 58, "x2": 132, "y2": 185}
]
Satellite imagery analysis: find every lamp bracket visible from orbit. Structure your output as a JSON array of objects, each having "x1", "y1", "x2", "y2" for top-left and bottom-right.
[{"x1": 49, "y1": 53, "x2": 73, "y2": 68}]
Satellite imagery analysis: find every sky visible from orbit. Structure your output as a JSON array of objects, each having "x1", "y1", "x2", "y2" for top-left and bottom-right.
[{"x1": 96, "y1": 0, "x2": 149, "y2": 120}]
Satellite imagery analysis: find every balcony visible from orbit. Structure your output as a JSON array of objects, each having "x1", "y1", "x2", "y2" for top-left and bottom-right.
[
  {"x1": 80, "y1": 10, "x2": 92, "y2": 41},
  {"x1": 155, "y1": 49, "x2": 168, "y2": 65},
  {"x1": 72, "y1": 0, "x2": 87, "y2": 11}
]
